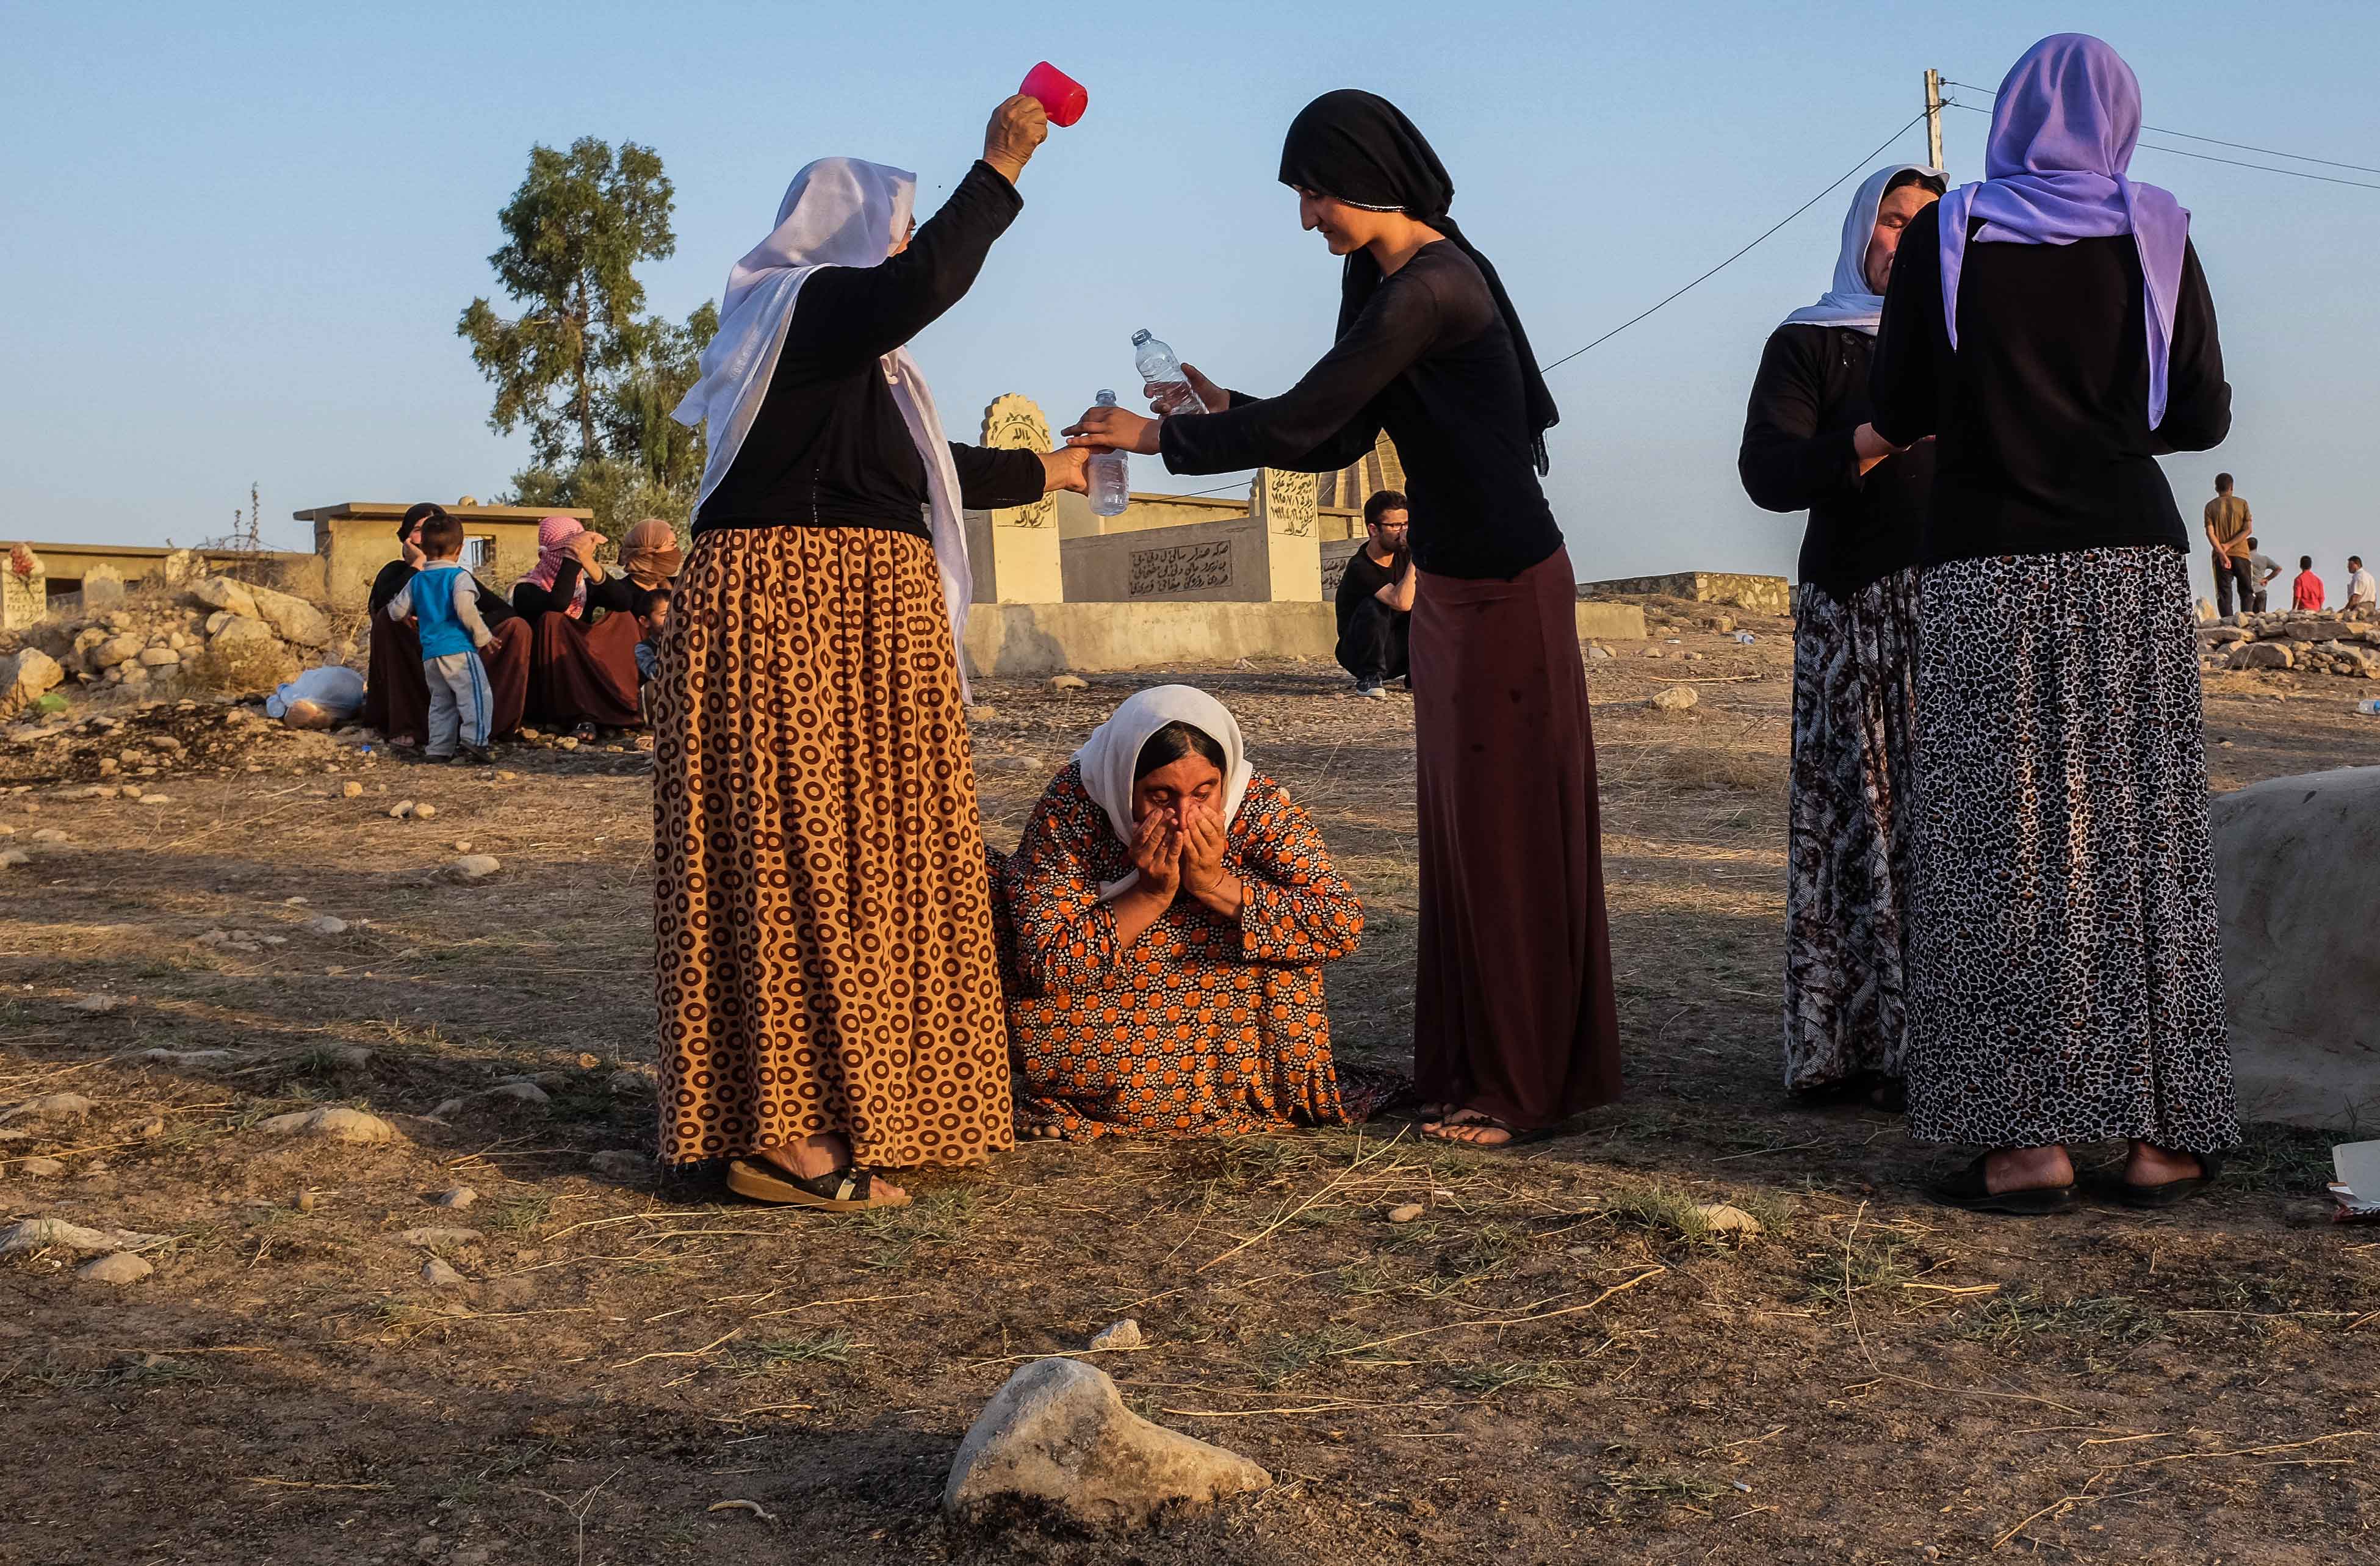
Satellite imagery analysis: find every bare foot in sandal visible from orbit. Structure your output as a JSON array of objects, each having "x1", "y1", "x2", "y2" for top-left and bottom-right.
[
  {"x1": 734, "y1": 1133, "x2": 909, "y2": 1209},
  {"x1": 1421, "y1": 1108, "x2": 1553, "y2": 1150}
]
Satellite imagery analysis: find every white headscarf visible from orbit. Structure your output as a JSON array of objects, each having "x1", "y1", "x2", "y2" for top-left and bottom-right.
[
  {"x1": 1780, "y1": 162, "x2": 1945, "y2": 336},
  {"x1": 672, "y1": 157, "x2": 978, "y2": 696},
  {"x1": 1072, "y1": 686, "x2": 1254, "y2": 902}
]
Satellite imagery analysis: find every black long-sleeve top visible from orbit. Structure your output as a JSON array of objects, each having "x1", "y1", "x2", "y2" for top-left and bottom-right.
[
  {"x1": 1156, "y1": 243, "x2": 1563, "y2": 582},
  {"x1": 1738, "y1": 325, "x2": 1932, "y2": 600},
  {"x1": 368, "y1": 560, "x2": 515, "y2": 626},
  {"x1": 1869, "y1": 202, "x2": 2230, "y2": 566},
  {"x1": 511, "y1": 557, "x2": 641, "y2": 620},
  {"x1": 693, "y1": 161, "x2": 1047, "y2": 536}
]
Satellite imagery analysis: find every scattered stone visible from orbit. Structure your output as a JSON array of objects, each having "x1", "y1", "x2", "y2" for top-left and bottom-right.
[
  {"x1": 1649, "y1": 685, "x2": 1698, "y2": 713},
  {"x1": 430, "y1": 1187, "x2": 477, "y2": 1210},
  {"x1": 1048, "y1": 674, "x2": 1089, "y2": 691},
  {"x1": 398, "y1": 1227, "x2": 484, "y2": 1249},
  {"x1": 320, "y1": 1044, "x2": 373, "y2": 1068},
  {"x1": 1385, "y1": 1203, "x2": 1425, "y2": 1224},
  {"x1": 138, "y1": 793, "x2": 171, "y2": 806},
  {"x1": 1585, "y1": 644, "x2": 1614, "y2": 662},
  {"x1": 17, "y1": 1156, "x2": 68, "y2": 1178},
  {"x1": 295, "y1": 1189, "x2": 317, "y2": 1213},
  {"x1": 341, "y1": 781, "x2": 364, "y2": 798},
  {"x1": 74, "y1": 1247, "x2": 153, "y2": 1285},
  {"x1": 30, "y1": 828, "x2": 70, "y2": 844},
  {"x1": 965, "y1": 704, "x2": 1000, "y2": 722},
  {"x1": 430, "y1": 1097, "x2": 467, "y2": 1120},
  {"x1": 0, "y1": 1218, "x2": 164, "y2": 1255},
  {"x1": 122, "y1": 1048, "x2": 236, "y2": 1067},
  {"x1": 944, "y1": 1357, "x2": 1270, "y2": 1529},
  {"x1": 413, "y1": 803, "x2": 438, "y2": 820},
  {"x1": 484, "y1": 1080, "x2": 549, "y2": 1105},
  {"x1": 1088, "y1": 1319, "x2": 1144, "y2": 1352},
  {"x1": 421, "y1": 1257, "x2": 467, "y2": 1288},
  {"x1": 187, "y1": 576, "x2": 259, "y2": 619},
  {"x1": 137, "y1": 647, "x2": 182, "y2": 668},
  {"x1": 0, "y1": 850, "x2": 27, "y2": 870},
  {"x1": 1, "y1": 1092, "x2": 96, "y2": 1124},
  {"x1": 136, "y1": 1118, "x2": 165, "y2": 1138},
  {"x1": 0, "y1": 648, "x2": 65, "y2": 722},
  {"x1": 1695, "y1": 1202, "x2": 1764, "y2": 1236},
  {"x1": 389, "y1": 800, "x2": 417, "y2": 819},
  {"x1": 607, "y1": 1069, "x2": 651, "y2": 1096},
  {"x1": 258, "y1": 1106, "x2": 399, "y2": 1144},
  {"x1": 91, "y1": 632, "x2": 146, "y2": 670},
  {"x1": 443, "y1": 854, "x2": 501, "y2": 883},
  {"x1": 242, "y1": 583, "x2": 333, "y2": 648},
  {"x1": 452, "y1": 840, "x2": 472, "y2": 853},
  {"x1": 2230, "y1": 641, "x2": 2294, "y2": 671},
  {"x1": 301, "y1": 916, "x2": 350, "y2": 937},
  {"x1": 588, "y1": 1150, "x2": 647, "y2": 1180}
]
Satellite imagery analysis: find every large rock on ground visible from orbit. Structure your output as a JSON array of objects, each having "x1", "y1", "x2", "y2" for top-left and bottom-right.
[
  {"x1": 0, "y1": 647, "x2": 63, "y2": 720},
  {"x1": 2229, "y1": 641, "x2": 2293, "y2": 671},
  {"x1": 187, "y1": 577, "x2": 259, "y2": 618},
  {"x1": 245, "y1": 583, "x2": 331, "y2": 648},
  {"x1": 945, "y1": 1357, "x2": 1270, "y2": 1531},
  {"x1": 2212, "y1": 767, "x2": 2380, "y2": 1128}
]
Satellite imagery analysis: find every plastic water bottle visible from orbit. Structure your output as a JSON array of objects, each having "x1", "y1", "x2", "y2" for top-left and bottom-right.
[
  {"x1": 1132, "y1": 329, "x2": 1209, "y2": 416},
  {"x1": 2357, "y1": 698, "x2": 2380, "y2": 716},
  {"x1": 1087, "y1": 391, "x2": 1130, "y2": 516}
]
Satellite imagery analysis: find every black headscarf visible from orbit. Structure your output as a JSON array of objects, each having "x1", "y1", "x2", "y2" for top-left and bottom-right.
[
  {"x1": 1278, "y1": 89, "x2": 1558, "y2": 472},
  {"x1": 399, "y1": 501, "x2": 447, "y2": 539}
]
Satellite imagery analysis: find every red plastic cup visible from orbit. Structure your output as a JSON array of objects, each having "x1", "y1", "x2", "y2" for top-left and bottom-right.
[{"x1": 1020, "y1": 61, "x2": 1089, "y2": 128}]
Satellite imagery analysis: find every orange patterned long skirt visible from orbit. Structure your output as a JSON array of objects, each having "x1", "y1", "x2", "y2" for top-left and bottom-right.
[{"x1": 649, "y1": 524, "x2": 1013, "y2": 1169}]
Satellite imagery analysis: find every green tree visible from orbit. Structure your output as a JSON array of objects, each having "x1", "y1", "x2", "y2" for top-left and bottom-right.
[{"x1": 458, "y1": 137, "x2": 677, "y2": 468}]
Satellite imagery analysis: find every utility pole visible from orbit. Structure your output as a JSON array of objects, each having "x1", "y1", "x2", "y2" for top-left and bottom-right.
[{"x1": 1924, "y1": 68, "x2": 1946, "y2": 173}]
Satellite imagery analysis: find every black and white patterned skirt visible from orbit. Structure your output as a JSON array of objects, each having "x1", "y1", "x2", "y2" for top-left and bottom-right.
[
  {"x1": 1905, "y1": 546, "x2": 2237, "y2": 1153},
  {"x1": 1784, "y1": 568, "x2": 1921, "y2": 1094}
]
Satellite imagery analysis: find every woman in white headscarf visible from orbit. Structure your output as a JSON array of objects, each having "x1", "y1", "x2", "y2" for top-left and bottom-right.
[
  {"x1": 655, "y1": 96, "x2": 1091, "y2": 1211},
  {"x1": 988, "y1": 686, "x2": 1387, "y2": 1139},
  {"x1": 1737, "y1": 163, "x2": 1942, "y2": 1106}
]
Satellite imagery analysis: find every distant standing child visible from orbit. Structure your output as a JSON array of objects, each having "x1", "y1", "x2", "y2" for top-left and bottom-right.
[
  {"x1": 2293, "y1": 555, "x2": 2325, "y2": 612},
  {"x1": 384, "y1": 511, "x2": 497, "y2": 764}
]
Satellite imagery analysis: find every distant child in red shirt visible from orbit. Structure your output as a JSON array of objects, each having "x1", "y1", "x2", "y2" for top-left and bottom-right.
[{"x1": 2292, "y1": 555, "x2": 2325, "y2": 612}]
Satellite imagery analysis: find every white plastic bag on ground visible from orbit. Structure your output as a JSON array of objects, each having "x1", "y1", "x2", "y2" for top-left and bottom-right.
[{"x1": 266, "y1": 665, "x2": 366, "y2": 726}]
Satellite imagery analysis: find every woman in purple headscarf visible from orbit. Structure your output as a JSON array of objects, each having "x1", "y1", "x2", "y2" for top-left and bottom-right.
[{"x1": 1870, "y1": 34, "x2": 2236, "y2": 1214}]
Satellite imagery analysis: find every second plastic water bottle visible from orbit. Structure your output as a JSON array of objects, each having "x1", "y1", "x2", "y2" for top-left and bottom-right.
[
  {"x1": 1133, "y1": 328, "x2": 1209, "y2": 416},
  {"x1": 1088, "y1": 391, "x2": 1130, "y2": 516}
]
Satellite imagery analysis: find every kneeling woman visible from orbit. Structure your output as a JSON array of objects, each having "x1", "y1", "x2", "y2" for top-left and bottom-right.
[{"x1": 994, "y1": 687, "x2": 1380, "y2": 1139}]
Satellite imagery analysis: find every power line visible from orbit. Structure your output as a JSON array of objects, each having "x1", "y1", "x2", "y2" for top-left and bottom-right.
[
  {"x1": 1942, "y1": 99, "x2": 2380, "y2": 190},
  {"x1": 1535, "y1": 109, "x2": 1933, "y2": 375},
  {"x1": 1942, "y1": 80, "x2": 2380, "y2": 177}
]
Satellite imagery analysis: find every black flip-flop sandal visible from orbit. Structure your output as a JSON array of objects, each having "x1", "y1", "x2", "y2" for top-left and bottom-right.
[
  {"x1": 726, "y1": 1157, "x2": 909, "y2": 1211},
  {"x1": 1928, "y1": 1154, "x2": 2076, "y2": 1216},
  {"x1": 1420, "y1": 1111, "x2": 1557, "y2": 1151},
  {"x1": 2090, "y1": 1153, "x2": 2224, "y2": 1210}
]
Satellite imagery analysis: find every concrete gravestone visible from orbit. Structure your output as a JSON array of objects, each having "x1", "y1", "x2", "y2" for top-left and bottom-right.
[
  {"x1": 964, "y1": 394, "x2": 1064, "y2": 604},
  {"x1": 2211, "y1": 766, "x2": 2380, "y2": 1128},
  {"x1": 2, "y1": 544, "x2": 45, "y2": 631}
]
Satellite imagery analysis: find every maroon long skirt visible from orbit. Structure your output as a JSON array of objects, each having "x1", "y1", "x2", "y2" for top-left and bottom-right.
[
  {"x1": 1409, "y1": 546, "x2": 1621, "y2": 1128},
  {"x1": 362, "y1": 616, "x2": 532, "y2": 743},
  {"x1": 525, "y1": 610, "x2": 643, "y2": 729}
]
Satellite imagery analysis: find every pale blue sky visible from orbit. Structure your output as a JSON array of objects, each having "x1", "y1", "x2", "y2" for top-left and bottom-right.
[{"x1": 4, "y1": 1, "x2": 2375, "y2": 598}]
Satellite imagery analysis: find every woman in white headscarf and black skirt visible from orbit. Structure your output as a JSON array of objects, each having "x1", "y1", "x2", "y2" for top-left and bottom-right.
[
  {"x1": 1067, "y1": 90, "x2": 1620, "y2": 1149},
  {"x1": 657, "y1": 96, "x2": 1091, "y2": 1210},
  {"x1": 1739, "y1": 163, "x2": 1942, "y2": 1106}
]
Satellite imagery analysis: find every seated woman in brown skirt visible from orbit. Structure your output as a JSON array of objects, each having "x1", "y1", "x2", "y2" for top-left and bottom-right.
[
  {"x1": 990, "y1": 686, "x2": 1390, "y2": 1139},
  {"x1": 511, "y1": 514, "x2": 646, "y2": 738},
  {"x1": 364, "y1": 502, "x2": 532, "y2": 748}
]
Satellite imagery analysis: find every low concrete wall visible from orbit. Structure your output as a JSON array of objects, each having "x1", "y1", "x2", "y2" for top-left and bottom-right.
[
  {"x1": 1582, "y1": 571, "x2": 1792, "y2": 616},
  {"x1": 964, "y1": 599, "x2": 1646, "y2": 677}
]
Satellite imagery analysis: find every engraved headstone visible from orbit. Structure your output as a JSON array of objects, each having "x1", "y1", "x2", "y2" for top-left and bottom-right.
[
  {"x1": 967, "y1": 393, "x2": 1065, "y2": 604},
  {"x1": 981, "y1": 394, "x2": 1057, "y2": 532},
  {"x1": 1249, "y1": 469, "x2": 1318, "y2": 538}
]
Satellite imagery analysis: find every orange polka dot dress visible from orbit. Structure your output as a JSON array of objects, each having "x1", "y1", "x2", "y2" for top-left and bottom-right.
[{"x1": 990, "y1": 762, "x2": 1368, "y2": 1139}]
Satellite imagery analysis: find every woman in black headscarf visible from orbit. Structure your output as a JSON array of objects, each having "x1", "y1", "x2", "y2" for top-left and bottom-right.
[{"x1": 1067, "y1": 90, "x2": 1619, "y2": 1148}]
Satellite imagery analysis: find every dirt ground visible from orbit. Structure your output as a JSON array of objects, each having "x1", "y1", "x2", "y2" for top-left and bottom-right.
[{"x1": 4, "y1": 601, "x2": 2376, "y2": 1565}]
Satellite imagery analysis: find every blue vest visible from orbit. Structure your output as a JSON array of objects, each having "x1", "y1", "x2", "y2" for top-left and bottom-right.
[{"x1": 411, "y1": 565, "x2": 478, "y2": 659}]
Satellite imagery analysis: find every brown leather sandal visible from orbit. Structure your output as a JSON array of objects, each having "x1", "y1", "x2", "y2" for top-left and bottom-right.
[{"x1": 726, "y1": 1158, "x2": 910, "y2": 1211}]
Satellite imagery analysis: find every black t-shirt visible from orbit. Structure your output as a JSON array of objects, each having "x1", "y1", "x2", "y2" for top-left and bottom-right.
[
  {"x1": 1334, "y1": 547, "x2": 1407, "y2": 629},
  {"x1": 1870, "y1": 201, "x2": 2230, "y2": 566},
  {"x1": 1737, "y1": 324, "x2": 1931, "y2": 600},
  {"x1": 1158, "y1": 243, "x2": 1563, "y2": 582},
  {"x1": 694, "y1": 161, "x2": 1047, "y2": 537}
]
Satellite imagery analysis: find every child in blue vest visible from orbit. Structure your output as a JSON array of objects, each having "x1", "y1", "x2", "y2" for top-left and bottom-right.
[{"x1": 383, "y1": 511, "x2": 497, "y2": 763}]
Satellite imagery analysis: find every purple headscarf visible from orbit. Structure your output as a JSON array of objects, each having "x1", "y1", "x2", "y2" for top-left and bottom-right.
[{"x1": 1937, "y1": 34, "x2": 2191, "y2": 425}]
